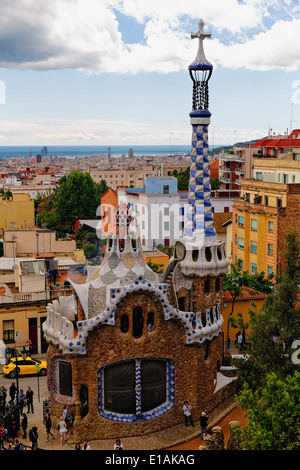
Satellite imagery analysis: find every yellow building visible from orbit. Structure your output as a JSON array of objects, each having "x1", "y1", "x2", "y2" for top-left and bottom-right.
[
  {"x1": 0, "y1": 193, "x2": 35, "y2": 233},
  {"x1": 143, "y1": 250, "x2": 170, "y2": 272},
  {"x1": 222, "y1": 287, "x2": 268, "y2": 344},
  {"x1": 232, "y1": 180, "x2": 300, "y2": 276}
]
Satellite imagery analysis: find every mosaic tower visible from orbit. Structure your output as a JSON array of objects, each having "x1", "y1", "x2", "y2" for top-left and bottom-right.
[{"x1": 174, "y1": 19, "x2": 229, "y2": 278}]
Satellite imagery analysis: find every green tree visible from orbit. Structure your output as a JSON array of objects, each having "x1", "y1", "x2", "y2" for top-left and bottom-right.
[
  {"x1": 235, "y1": 371, "x2": 300, "y2": 450},
  {"x1": 147, "y1": 260, "x2": 165, "y2": 274},
  {"x1": 55, "y1": 172, "x2": 100, "y2": 231},
  {"x1": 235, "y1": 230, "x2": 300, "y2": 389},
  {"x1": 172, "y1": 167, "x2": 190, "y2": 191}
]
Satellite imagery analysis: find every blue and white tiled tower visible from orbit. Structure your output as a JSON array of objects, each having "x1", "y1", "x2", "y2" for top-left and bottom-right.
[{"x1": 174, "y1": 20, "x2": 229, "y2": 277}]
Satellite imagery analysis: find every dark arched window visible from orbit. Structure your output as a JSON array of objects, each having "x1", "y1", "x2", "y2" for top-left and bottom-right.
[
  {"x1": 147, "y1": 312, "x2": 154, "y2": 331},
  {"x1": 121, "y1": 314, "x2": 129, "y2": 333},
  {"x1": 99, "y1": 358, "x2": 174, "y2": 421},
  {"x1": 59, "y1": 360, "x2": 72, "y2": 397},
  {"x1": 133, "y1": 307, "x2": 143, "y2": 338},
  {"x1": 204, "y1": 279, "x2": 210, "y2": 295},
  {"x1": 215, "y1": 277, "x2": 220, "y2": 292},
  {"x1": 80, "y1": 385, "x2": 89, "y2": 418}
]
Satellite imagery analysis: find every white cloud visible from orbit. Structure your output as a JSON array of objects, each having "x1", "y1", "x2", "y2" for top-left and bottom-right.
[
  {"x1": 0, "y1": 117, "x2": 266, "y2": 146},
  {"x1": 0, "y1": 0, "x2": 299, "y2": 74}
]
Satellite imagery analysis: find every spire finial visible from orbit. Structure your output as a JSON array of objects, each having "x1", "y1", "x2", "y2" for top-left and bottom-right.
[{"x1": 189, "y1": 19, "x2": 212, "y2": 71}]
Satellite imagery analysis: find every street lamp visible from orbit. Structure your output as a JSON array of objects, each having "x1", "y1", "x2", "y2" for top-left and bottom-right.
[{"x1": 6, "y1": 346, "x2": 27, "y2": 397}]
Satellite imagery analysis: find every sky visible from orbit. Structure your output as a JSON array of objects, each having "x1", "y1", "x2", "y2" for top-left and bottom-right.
[{"x1": 0, "y1": 0, "x2": 300, "y2": 147}]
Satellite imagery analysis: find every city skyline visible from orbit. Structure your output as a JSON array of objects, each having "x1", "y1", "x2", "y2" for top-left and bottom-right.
[{"x1": 0, "y1": 0, "x2": 299, "y2": 147}]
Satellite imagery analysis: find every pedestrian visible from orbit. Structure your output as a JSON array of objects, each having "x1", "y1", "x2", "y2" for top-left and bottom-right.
[
  {"x1": 237, "y1": 331, "x2": 243, "y2": 350},
  {"x1": 114, "y1": 438, "x2": 123, "y2": 450},
  {"x1": 25, "y1": 340, "x2": 32, "y2": 357},
  {"x1": 9, "y1": 382, "x2": 16, "y2": 404},
  {"x1": 0, "y1": 422, "x2": 5, "y2": 449},
  {"x1": 66, "y1": 409, "x2": 74, "y2": 437},
  {"x1": 26, "y1": 386, "x2": 34, "y2": 413},
  {"x1": 9, "y1": 414, "x2": 17, "y2": 440},
  {"x1": 57, "y1": 416, "x2": 68, "y2": 446},
  {"x1": 45, "y1": 412, "x2": 54, "y2": 441},
  {"x1": 200, "y1": 411, "x2": 208, "y2": 439},
  {"x1": 18, "y1": 388, "x2": 26, "y2": 414},
  {"x1": 82, "y1": 440, "x2": 91, "y2": 450},
  {"x1": 1, "y1": 385, "x2": 7, "y2": 404},
  {"x1": 235, "y1": 331, "x2": 240, "y2": 348},
  {"x1": 62, "y1": 405, "x2": 68, "y2": 421},
  {"x1": 183, "y1": 401, "x2": 194, "y2": 427},
  {"x1": 13, "y1": 439, "x2": 23, "y2": 450},
  {"x1": 21, "y1": 413, "x2": 28, "y2": 439},
  {"x1": 29, "y1": 426, "x2": 39, "y2": 450},
  {"x1": 52, "y1": 267, "x2": 58, "y2": 285},
  {"x1": 74, "y1": 443, "x2": 81, "y2": 450}
]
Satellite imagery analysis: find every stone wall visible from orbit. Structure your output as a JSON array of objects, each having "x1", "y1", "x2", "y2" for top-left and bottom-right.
[{"x1": 47, "y1": 289, "x2": 233, "y2": 443}]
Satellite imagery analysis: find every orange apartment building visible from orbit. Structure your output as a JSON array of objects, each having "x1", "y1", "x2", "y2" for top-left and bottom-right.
[{"x1": 232, "y1": 180, "x2": 300, "y2": 276}]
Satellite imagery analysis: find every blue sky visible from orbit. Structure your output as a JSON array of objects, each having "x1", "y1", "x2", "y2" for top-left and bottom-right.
[{"x1": 0, "y1": 0, "x2": 300, "y2": 147}]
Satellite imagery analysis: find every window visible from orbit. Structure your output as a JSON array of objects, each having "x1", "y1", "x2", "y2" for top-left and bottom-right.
[
  {"x1": 121, "y1": 314, "x2": 129, "y2": 333},
  {"x1": 164, "y1": 207, "x2": 169, "y2": 216},
  {"x1": 277, "y1": 198, "x2": 282, "y2": 208},
  {"x1": 3, "y1": 320, "x2": 14, "y2": 343},
  {"x1": 268, "y1": 221, "x2": 274, "y2": 232},
  {"x1": 164, "y1": 221, "x2": 170, "y2": 231},
  {"x1": 250, "y1": 241, "x2": 257, "y2": 254},
  {"x1": 267, "y1": 266, "x2": 273, "y2": 275},
  {"x1": 264, "y1": 196, "x2": 268, "y2": 206},
  {"x1": 215, "y1": 278, "x2": 220, "y2": 292},
  {"x1": 99, "y1": 358, "x2": 174, "y2": 421},
  {"x1": 163, "y1": 185, "x2": 169, "y2": 194},
  {"x1": 133, "y1": 307, "x2": 143, "y2": 338},
  {"x1": 59, "y1": 361, "x2": 73, "y2": 397},
  {"x1": 267, "y1": 244, "x2": 273, "y2": 255},
  {"x1": 283, "y1": 174, "x2": 289, "y2": 184},
  {"x1": 251, "y1": 219, "x2": 258, "y2": 231},
  {"x1": 245, "y1": 193, "x2": 250, "y2": 202},
  {"x1": 250, "y1": 263, "x2": 257, "y2": 274},
  {"x1": 179, "y1": 207, "x2": 184, "y2": 215},
  {"x1": 204, "y1": 279, "x2": 210, "y2": 295},
  {"x1": 238, "y1": 237, "x2": 244, "y2": 250},
  {"x1": 238, "y1": 216, "x2": 245, "y2": 228},
  {"x1": 256, "y1": 172, "x2": 263, "y2": 181},
  {"x1": 224, "y1": 207, "x2": 229, "y2": 213}
]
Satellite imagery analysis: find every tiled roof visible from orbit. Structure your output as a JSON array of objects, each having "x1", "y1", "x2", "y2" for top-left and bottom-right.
[{"x1": 223, "y1": 286, "x2": 268, "y2": 301}]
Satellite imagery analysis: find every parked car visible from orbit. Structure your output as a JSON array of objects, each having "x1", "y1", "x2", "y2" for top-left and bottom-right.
[{"x1": 2, "y1": 356, "x2": 47, "y2": 378}]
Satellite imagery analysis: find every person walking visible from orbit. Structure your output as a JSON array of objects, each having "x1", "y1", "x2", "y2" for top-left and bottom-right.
[
  {"x1": 18, "y1": 389, "x2": 26, "y2": 415},
  {"x1": 9, "y1": 414, "x2": 17, "y2": 440},
  {"x1": 9, "y1": 382, "x2": 16, "y2": 404},
  {"x1": 29, "y1": 426, "x2": 39, "y2": 450},
  {"x1": 0, "y1": 422, "x2": 5, "y2": 449},
  {"x1": 26, "y1": 386, "x2": 34, "y2": 413},
  {"x1": 200, "y1": 411, "x2": 208, "y2": 439},
  {"x1": 183, "y1": 401, "x2": 195, "y2": 427},
  {"x1": 66, "y1": 409, "x2": 74, "y2": 437},
  {"x1": 45, "y1": 412, "x2": 54, "y2": 441},
  {"x1": 114, "y1": 438, "x2": 123, "y2": 450},
  {"x1": 82, "y1": 440, "x2": 91, "y2": 450},
  {"x1": 21, "y1": 413, "x2": 28, "y2": 439},
  {"x1": 57, "y1": 417, "x2": 68, "y2": 446}
]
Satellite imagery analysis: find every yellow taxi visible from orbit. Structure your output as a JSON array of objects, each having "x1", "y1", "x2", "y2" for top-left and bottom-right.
[{"x1": 2, "y1": 356, "x2": 47, "y2": 379}]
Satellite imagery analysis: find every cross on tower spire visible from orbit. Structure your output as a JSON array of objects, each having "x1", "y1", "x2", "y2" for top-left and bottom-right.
[{"x1": 189, "y1": 19, "x2": 212, "y2": 70}]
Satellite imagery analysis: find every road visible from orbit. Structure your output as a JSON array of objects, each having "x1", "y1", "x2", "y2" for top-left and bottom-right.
[{"x1": 0, "y1": 371, "x2": 49, "y2": 424}]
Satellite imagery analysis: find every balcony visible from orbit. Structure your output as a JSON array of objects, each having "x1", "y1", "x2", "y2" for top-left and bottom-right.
[
  {"x1": 219, "y1": 175, "x2": 231, "y2": 184},
  {"x1": 235, "y1": 168, "x2": 245, "y2": 175}
]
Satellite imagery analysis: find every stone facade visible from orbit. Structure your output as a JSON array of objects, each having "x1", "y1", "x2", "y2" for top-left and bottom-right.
[{"x1": 46, "y1": 287, "x2": 226, "y2": 441}]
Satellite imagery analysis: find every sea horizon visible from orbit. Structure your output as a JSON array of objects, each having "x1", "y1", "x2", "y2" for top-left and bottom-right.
[{"x1": 0, "y1": 144, "x2": 224, "y2": 160}]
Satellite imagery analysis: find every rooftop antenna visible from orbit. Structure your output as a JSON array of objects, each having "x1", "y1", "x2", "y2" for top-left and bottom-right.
[{"x1": 290, "y1": 102, "x2": 296, "y2": 134}]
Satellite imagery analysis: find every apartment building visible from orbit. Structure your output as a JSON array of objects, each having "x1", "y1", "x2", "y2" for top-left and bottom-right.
[
  {"x1": 88, "y1": 164, "x2": 159, "y2": 190},
  {"x1": 232, "y1": 179, "x2": 300, "y2": 276},
  {"x1": 0, "y1": 193, "x2": 35, "y2": 233}
]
